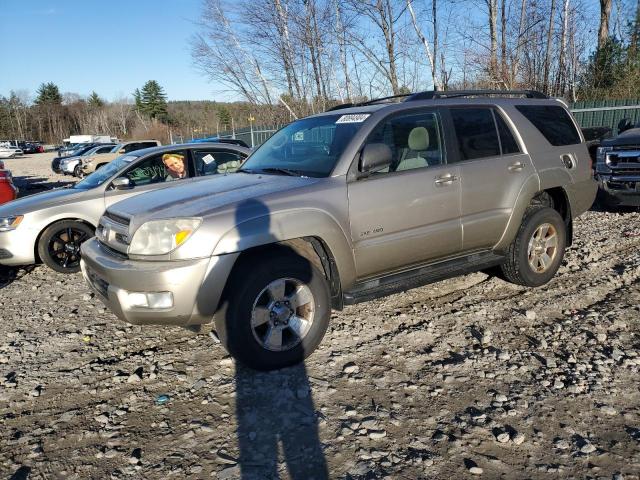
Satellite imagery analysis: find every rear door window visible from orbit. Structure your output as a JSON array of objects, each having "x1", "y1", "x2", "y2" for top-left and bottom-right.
[
  {"x1": 515, "y1": 105, "x2": 581, "y2": 146},
  {"x1": 194, "y1": 150, "x2": 246, "y2": 176},
  {"x1": 494, "y1": 112, "x2": 521, "y2": 155},
  {"x1": 450, "y1": 108, "x2": 500, "y2": 160}
]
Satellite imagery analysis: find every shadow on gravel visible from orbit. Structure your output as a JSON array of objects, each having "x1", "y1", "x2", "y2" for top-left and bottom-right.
[
  {"x1": 9, "y1": 466, "x2": 31, "y2": 480},
  {"x1": 0, "y1": 265, "x2": 34, "y2": 289},
  {"x1": 13, "y1": 175, "x2": 75, "y2": 197},
  {"x1": 235, "y1": 363, "x2": 328, "y2": 479}
]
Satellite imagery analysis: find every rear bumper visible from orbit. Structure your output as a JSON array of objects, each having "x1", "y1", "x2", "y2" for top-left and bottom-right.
[
  {"x1": 566, "y1": 178, "x2": 598, "y2": 217},
  {"x1": 80, "y1": 238, "x2": 239, "y2": 326}
]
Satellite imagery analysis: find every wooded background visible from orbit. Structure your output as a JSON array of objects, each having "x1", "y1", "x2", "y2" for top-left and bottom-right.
[{"x1": 1, "y1": 0, "x2": 638, "y2": 144}]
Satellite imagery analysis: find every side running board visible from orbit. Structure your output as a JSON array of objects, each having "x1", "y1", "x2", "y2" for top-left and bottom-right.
[{"x1": 343, "y1": 251, "x2": 505, "y2": 305}]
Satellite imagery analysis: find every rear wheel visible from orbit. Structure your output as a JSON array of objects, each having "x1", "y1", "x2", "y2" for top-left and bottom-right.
[
  {"x1": 500, "y1": 207, "x2": 566, "y2": 287},
  {"x1": 37, "y1": 220, "x2": 94, "y2": 274},
  {"x1": 215, "y1": 251, "x2": 330, "y2": 371}
]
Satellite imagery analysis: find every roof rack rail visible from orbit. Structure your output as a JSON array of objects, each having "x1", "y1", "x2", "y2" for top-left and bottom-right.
[
  {"x1": 325, "y1": 89, "x2": 548, "y2": 112},
  {"x1": 327, "y1": 93, "x2": 413, "y2": 111},
  {"x1": 404, "y1": 89, "x2": 548, "y2": 101}
]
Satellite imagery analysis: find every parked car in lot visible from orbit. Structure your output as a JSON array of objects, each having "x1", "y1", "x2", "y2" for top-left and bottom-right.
[
  {"x1": 0, "y1": 145, "x2": 24, "y2": 158},
  {"x1": 80, "y1": 89, "x2": 597, "y2": 371},
  {"x1": 0, "y1": 143, "x2": 249, "y2": 273},
  {"x1": 595, "y1": 118, "x2": 640, "y2": 207},
  {"x1": 51, "y1": 143, "x2": 106, "y2": 173},
  {"x1": 81, "y1": 140, "x2": 162, "y2": 175},
  {"x1": 59, "y1": 144, "x2": 116, "y2": 177},
  {"x1": 21, "y1": 142, "x2": 44, "y2": 154},
  {"x1": 0, "y1": 169, "x2": 17, "y2": 205}
]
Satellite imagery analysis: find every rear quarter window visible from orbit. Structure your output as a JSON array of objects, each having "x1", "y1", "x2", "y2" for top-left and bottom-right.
[{"x1": 515, "y1": 105, "x2": 581, "y2": 146}]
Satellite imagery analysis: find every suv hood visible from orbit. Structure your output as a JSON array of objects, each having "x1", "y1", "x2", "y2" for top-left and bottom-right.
[
  {"x1": 108, "y1": 173, "x2": 319, "y2": 227},
  {"x1": 0, "y1": 187, "x2": 89, "y2": 217},
  {"x1": 602, "y1": 128, "x2": 640, "y2": 147}
]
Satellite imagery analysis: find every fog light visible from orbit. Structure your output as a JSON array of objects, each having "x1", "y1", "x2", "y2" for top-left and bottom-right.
[{"x1": 127, "y1": 291, "x2": 173, "y2": 309}]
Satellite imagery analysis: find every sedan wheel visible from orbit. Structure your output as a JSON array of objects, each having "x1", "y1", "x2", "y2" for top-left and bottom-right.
[{"x1": 37, "y1": 221, "x2": 94, "y2": 274}]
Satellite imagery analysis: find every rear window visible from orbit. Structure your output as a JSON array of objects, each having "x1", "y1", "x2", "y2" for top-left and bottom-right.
[
  {"x1": 515, "y1": 105, "x2": 581, "y2": 146},
  {"x1": 450, "y1": 108, "x2": 500, "y2": 160}
]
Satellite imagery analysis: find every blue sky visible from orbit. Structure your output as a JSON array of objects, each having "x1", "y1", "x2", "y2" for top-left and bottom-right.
[{"x1": 0, "y1": 0, "x2": 226, "y2": 102}]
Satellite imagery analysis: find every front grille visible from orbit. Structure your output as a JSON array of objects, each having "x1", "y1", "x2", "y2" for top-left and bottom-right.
[
  {"x1": 104, "y1": 211, "x2": 130, "y2": 226},
  {"x1": 0, "y1": 248, "x2": 12, "y2": 259},
  {"x1": 51, "y1": 158, "x2": 61, "y2": 170}
]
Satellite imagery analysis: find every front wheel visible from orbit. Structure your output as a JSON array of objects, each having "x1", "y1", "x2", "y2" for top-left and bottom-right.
[
  {"x1": 215, "y1": 251, "x2": 331, "y2": 371},
  {"x1": 37, "y1": 220, "x2": 94, "y2": 273},
  {"x1": 73, "y1": 165, "x2": 85, "y2": 178},
  {"x1": 500, "y1": 207, "x2": 567, "y2": 287}
]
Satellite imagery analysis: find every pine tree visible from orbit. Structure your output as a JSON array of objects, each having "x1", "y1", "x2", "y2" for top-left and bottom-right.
[
  {"x1": 88, "y1": 91, "x2": 104, "y2": 109},
  {"x1": 217, "y1": 105, "x2": 232, "y2": 130},
  {"x1": 35, "y1": 82, "x2": 62, "y2": 105},
  {"x1": 139, "y1": 80, "x2": 168, "y2": 120},
  {"x1": 133, "y1": 88, "x2": 143, "y2": 111}
]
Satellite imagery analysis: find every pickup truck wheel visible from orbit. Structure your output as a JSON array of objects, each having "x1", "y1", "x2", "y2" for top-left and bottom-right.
[
  {"x1": 37, "y1": 220, "x2": 94, "y2": 274},
  {"x1": 500, "y1": 207, "x2": 566, "y2": 287},
  {"x1": 215, "y1": 252, "x2": 330, "y2": 371}
]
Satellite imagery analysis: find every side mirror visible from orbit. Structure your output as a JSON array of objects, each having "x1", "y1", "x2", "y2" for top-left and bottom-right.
[
  {"x1": 112, "y1": 177, "x2": 133, "y2": 190},
  {"x1": 118, "y1": 148, "x2": 126, "y2": 154},
  {"x1": 618, "y1": 118, "x2": 632, "y2": 134},
  {"x1": 359, "y1": 143, "x2": 392, "y2": 174}
]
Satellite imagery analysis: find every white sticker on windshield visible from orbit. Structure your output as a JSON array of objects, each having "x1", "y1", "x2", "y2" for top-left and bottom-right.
[
  {"x1": 202, "y1": 154, "x2": 216, "y2": 165},
  {"x1": 336, "y1": 114, "x2": 370, "y2": 124}
]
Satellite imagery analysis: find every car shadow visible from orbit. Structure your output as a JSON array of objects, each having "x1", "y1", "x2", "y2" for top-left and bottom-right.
[
  {"x1": 0, "y1": 265, "x2": 34, "y2": 290},
  {"x1": 13, "y1": 175, "x2": 75, "y2": 198}
]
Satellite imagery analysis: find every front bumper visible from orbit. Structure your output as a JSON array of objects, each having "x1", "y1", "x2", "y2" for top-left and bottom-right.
[
  {"x1": 80, "y1": 238, "x2": 239, "y2": 326},
  {"x1": 60, "y1": 160, "x2": 79, "y2": 175},
  {"x1": 0, "y1": 226, "x2": 37, "y2": 265},
  {"x1": 597, "y1": 174, "x2": 640, "y2": 206}
]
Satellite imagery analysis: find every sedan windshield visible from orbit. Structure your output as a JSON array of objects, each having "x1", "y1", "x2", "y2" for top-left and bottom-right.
[
  {"x1": 240, "y1": 114, "x2": 368, "y2": 177},
  {"x1": 74, "y1": 155, "x2": 138, "y2": 189}
]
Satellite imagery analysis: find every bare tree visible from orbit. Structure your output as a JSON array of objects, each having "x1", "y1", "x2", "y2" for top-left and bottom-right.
[
  {"x1": 406, "y1": 0, "x2": 441, "y2": 90},
  {"x1": 598, "y1": 0, "x2": 612, "y2": 51}
]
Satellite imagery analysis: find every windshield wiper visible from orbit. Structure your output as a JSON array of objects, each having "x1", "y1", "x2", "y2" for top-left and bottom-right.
[
  {"x1": 259, "y1": 167, "x2": 301, "y2": 176},
  {"x1": 236, "y1": 168, "x2": 257, "y2": 174}
]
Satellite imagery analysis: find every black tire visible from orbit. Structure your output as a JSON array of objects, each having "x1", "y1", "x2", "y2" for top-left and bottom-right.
[
  {"x1": 215, "y1": 250, "x2": 331, "y2": 371},
  {"x1": 37, "y1": 220, "x2": 94, "y2": 274},
  {"x1": 500, "y1": 207, "x2": 566, "y2": 287},
  {"x1": 73, "y1": 165, "x2": 85, "y2": 178}
]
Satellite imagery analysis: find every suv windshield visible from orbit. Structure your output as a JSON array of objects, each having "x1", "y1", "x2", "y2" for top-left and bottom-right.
[
  {"x1": 74, "y1": 155, "x2": 139, "y2": 189},
  {"x1": 240, "y1": 114, "x2": 367, "y2": 177}
]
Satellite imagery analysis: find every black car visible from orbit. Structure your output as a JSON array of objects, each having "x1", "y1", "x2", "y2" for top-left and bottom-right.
[{"x1": 595, "y1": 118, "x2": 640, "y2": 207}]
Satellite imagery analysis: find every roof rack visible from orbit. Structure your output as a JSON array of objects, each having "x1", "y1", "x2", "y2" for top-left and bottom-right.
[
  {"x1": 327, "y1": 93, "x2": 413, "y2": 111},
  {"x1": 404, "y1": 89, "x2": 548, "y2": 101},
  {"x1": 326, "y1": 89, "x2": 548, "y2": 112}
]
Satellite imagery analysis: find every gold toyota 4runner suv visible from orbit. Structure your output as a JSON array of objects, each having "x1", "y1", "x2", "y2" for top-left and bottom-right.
[{"x1": 81, "y1": 90, "x2": 597, "y2": 370}]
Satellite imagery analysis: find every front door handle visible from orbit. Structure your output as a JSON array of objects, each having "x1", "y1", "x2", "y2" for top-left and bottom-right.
[
  {"x1": 434, "y1": 173, "x2": 459, "y2": 186},
  {"x1": 508, "y1": 161, "x2": 524, "y2": 172}
]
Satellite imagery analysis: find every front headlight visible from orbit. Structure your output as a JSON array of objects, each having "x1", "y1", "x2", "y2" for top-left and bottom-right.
[
  {"x1": 0, "y1": 215, "x2": 24, "y2": 232},
  {"x1": 128, "y1": 218, "x2": 202, "y2": 255},
  {"x1": 596, "y1": 146, "x2": 612, "y2": 164}
]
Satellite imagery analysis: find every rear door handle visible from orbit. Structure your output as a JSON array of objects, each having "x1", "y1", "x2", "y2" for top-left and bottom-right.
[
  {"x1": 508, "y1": 161, "x2": 524, "y2": 172},
  {"x1": 434, "y1": 173, "x2": 458, "y2": 186}
]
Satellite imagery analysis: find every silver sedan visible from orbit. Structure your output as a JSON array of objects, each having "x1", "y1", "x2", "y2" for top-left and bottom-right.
[{"x1": 0, "y1": 142, "x2": 249, "y2": 273}]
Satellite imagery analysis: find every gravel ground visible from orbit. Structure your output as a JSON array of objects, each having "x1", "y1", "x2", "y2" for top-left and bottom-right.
[{"x1": 1, "y1": 153, "x2": 640, "y2": 479}]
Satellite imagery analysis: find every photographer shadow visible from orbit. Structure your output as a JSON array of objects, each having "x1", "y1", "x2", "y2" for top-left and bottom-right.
[{"x1": 211, "y1": 198, "x2": 328, "y2": 479}]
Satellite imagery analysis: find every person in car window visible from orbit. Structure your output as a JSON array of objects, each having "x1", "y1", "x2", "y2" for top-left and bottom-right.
[{"x1": 162, "y1": 153, "x2": 186, "y2": 180}]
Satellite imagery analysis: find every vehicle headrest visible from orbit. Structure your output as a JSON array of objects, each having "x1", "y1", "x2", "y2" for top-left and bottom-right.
[{"x1": 408, "y1": 127, "x2": 429, "y2": 151}]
